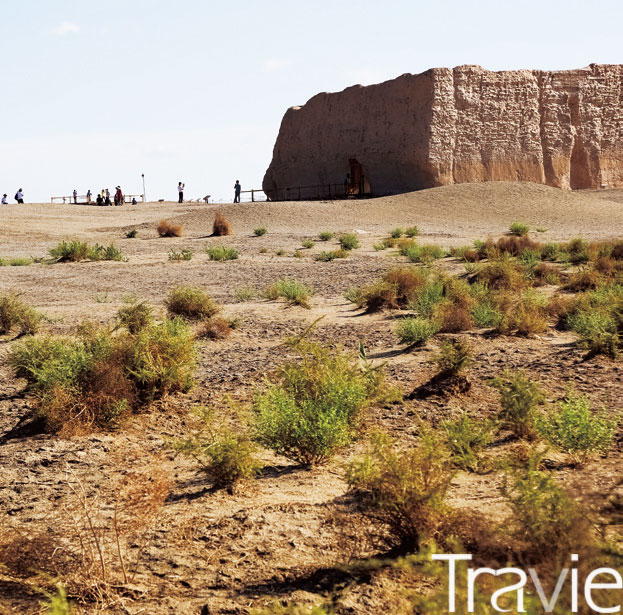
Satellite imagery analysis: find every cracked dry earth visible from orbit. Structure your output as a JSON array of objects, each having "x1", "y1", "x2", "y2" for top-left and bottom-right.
[{"x1": 1, "y1": 182, "x2": 623, "y2": 614}]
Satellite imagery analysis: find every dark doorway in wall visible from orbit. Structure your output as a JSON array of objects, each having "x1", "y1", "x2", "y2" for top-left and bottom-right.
[
  {"x1": 347, "y1": 158, "x2": 371, "y2": 195},
  {"x1": 570, "y1": 139, "x2": 593, "y2": 190}
]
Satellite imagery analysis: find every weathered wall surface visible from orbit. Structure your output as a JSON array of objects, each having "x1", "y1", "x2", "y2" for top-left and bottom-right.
[{"x1": 263, "y1": 64, "x2": 623, "y2": 197}]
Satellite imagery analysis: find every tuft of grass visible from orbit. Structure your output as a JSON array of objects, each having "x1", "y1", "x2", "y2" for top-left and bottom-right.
[
  {"x1": 339, "y1": 233, "x2": 360, "y2": 250},
  {"x1": 0, "y1": 292, "x2": 42, "y2": 336},
  {"x1": 536, "y1": 227, "x2": 547, "y2": 233},
  {"x1": 157, "y1": 219, "x2": 182, "y2": 237},
  {"x1": 293, "y1": 249, "x2": 302, "y2": 258},
  {"x1": 318, "y1": 231, "x2": 334, "y2": 241},
  {"x1": 536, "y1": 391, "x2": 616, "y2": 465},
  {"x1": 166, "y1": 286, "x2": 220, "y2": 319},
  {"x1": 389, "y1": 227, "x2": 404, "y2": 239},
  {"x1": 405, "y1": 226, "x2": 420, "y2": 238},
  {"x1": 168, "y1": 248, "x2": 193, "y2": 261},
  {"x1": 265, "y1": 278, "x2": 313, "y2": 308},
  {"x1": 395, "y1": 317, "x2": 440, "y2": 346},
  {"x1": 346, "y1": 430, "x2": 454, "y2": 551},
  {"x1": 235, "y1": 286, "x2": 256, "y2": 302},
  {"x1": 314, "y1": 249, "x2": 348, "y2": 262},
  {"x1": 212, "y1": 212, "x2": 231, "y2": 236},
  {"x1": 301, "y1": 239, "x2": 315, "y2": 249},
  {"x1": 253, "y1": 227, "x2": 267, "y2": 236},
  {"x1": 0, "y1": 257, "x2": 33, "y2": 266},
  {"x1": 254, "y1": 341, "x2": 387, "y2": 466},
  {"x1": 206, "y1": 245, "x2": 239, "y2": 261},
  {"x1": 125, "y1": 229, "x2": 138, "y2": 238},
  {"x1": 398, "y1": 240, "x2": 445, "y2": 263},
  {"x1": 509, "y1": 221, "x2": 530, "y2": 236},
  {"x1": 275, "y1": 248, "x2": 286, "y2": 256},
  {"x1": 490, "y1": 370, "x2": 544, "y2": 439}
]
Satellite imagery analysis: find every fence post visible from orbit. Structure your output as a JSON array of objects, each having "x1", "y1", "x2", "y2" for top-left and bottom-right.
[{"x1": 251, "y1": 189, "x2": 255, "y2": 202}]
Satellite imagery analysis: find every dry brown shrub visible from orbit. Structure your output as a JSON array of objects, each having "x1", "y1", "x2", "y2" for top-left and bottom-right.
[
  {"x1": 0, "y1": 457, "x2": 170, "y2": 606},
  {"x1": 532, "y1": 262, "x2": 561, "y2": 286},
  {"x1": 477, "y1": 259, "x2": 529, "y2": 290},
  {"x1": 497, "y1": 235, "x2": 540, "y2": 256},
  {"x1": 564, "y1": 268, "x2": 603, "y2": 292},
  {"x1": 462, "y1": 248, "x2": 480, "y2": 262},
  {"x1": 384, "y1": 268, "x2": 428, "y2": 304},
  {"x1": 212, "y1": 212, "x2": 231, "y2": 236},
  {"x1": 436, "y1": 301, "x2": 474, "y2": 333},
  {"x1": 611, "y1": 241, "x2": 623, "y2": 260},
  {"x1": 157, "y1": 219, "x2": 182, "y2": 237},
  {"x1": 198, "y1": 316, "x2": 232, "y2": 340},
  {"x1": 546, "y1": 294, "x2": 575, "y2": 322}
]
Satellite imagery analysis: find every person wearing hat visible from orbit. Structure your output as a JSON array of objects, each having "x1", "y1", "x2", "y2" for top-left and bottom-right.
[{"x1": 1, "y1": 194, "x2": 7, "y2": 204}]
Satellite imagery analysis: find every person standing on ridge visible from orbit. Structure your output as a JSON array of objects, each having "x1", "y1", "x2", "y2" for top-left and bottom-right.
[
  {"x1": 178, "y1": 182, "x2": 185, "y2": 203},
  {"x1": 86, "y1": 189, "x2": 92, "y2": 204},
  {"x1": 115, "y1": 186, "x2": 123, "y2": 206},
  {"x1": 15, "y1": 189, "x2": 24, "y2": 204},
  {"x1": 233, "y1": 180, "x2": 241, "y2": 203}
]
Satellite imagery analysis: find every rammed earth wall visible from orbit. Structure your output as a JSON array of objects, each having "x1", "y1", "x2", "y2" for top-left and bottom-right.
[{"x1": 263, "y1": 64, "x2": 623, "y2": 197}]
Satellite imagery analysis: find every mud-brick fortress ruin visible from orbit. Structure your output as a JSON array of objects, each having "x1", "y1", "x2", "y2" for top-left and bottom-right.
[{"x1": 262, "y1": 64, "x2": 623, "y2": 199}]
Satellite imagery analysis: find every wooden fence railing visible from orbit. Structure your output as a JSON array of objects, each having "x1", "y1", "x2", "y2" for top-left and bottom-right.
[{"x1": 51, "y1": 194, "x2": 144, "y2": 204}]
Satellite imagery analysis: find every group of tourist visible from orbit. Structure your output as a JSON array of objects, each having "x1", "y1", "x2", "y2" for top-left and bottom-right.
[
  {"x1": 0, "y1": 180, "x2": 245, "y2": 205},
  {"x1": 1, "y1": 189, "x2": 24, "y2": 204}
]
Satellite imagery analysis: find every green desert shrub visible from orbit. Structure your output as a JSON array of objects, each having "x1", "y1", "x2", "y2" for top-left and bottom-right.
[
  {"x1": 8, "y1": 318, "x2": 196, "y2": 432},
  {"x1": 395, "y1": 317, "x2": 440, "y2": 346},
  {"x1": 502, "y1": 456, "x2": 591, "y2": 561},
  {"x1": 536, "y1": 392, "x2": 616, "y2": 464},
  {"x1": 318, "y1": 231, "x2": 334, "y2": 241},
  {"x1": 253, "y1": 226, "x2": 267, "y2": 236},
  {"x1": 275, "y1": 248, "x2": 286, "y2": 256},
  {"x1": 346, "y1": 430, "x2": 454, "y2": 551},
  {"x1": 564, "y1": 237, "x2": 590, "y2": 264},
  {"x1": 168, "y1": 248, "x2": 193, "y2": 261},
  {"x1": 254, "y1": 341, "x2": 386, "y2": 466},
  {"x1": 49, "y1": 241, "x2": 124, "y2": 262},
  {"x1": 519, "y1": 248, "x2": 541, "y2": 268},
  {"x1": 566, "y1": 307, "x2": 620, "y2": 357},
  {"x1": 471, "y1": 298, "x2": 504, "y2": 328},
  {"x1": 314, "y1": 249, "x2": 348, "y2": 262},
  {"x1": 494, "y1": 289, "x2": 550, "y2": 336},
  {"x1": 541, "y1": 242, "x2": 561, "y2": 261},
  {"x1": 166, "y1": 286, "x2": 220, "y2": 319},
  {"x1": 39, "y1": 584, "x2": 73, "y2": 615},
  {"x1": 301, "y1": 239, "x2": 315, "y2": 249},
  {"x1": 443, "y1": 413, "x2": 495, "y2": 472},
  {"x1": 509, "y1": 221, "x2": 530, "y2": 236},
  {"x1": 432, "y1": 338, "x2": 473, "y2": 377},
  {"x1": 264, "y1": 278, "x2": 313, "y2": 308},
  {"x1": 173, "y1": 408, "x2": 263, "y2": 487},
  {"x1": 408, "y1": 278, "x2": 445, "y2": 318},
  {"x1": 339, "y1": 233, "x2": 360, "y2": 250},
  {"x1": 490, "y1": 371, "x2": 544, "y2": 439},
  {"x1": 206, "y1": 245, "x2": 239, "y2": 261},
  {"x1": 0, "y1": 292, "x2": 42, "y2": 336},
  {"x1": 390, "y1": 227, "x2": 404, "y2": 239},
  {"x1": 116, "y1": 301, "x2": 153, "y2": 334}
]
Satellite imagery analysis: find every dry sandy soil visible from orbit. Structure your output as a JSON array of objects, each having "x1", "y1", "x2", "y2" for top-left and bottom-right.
[{"x1": 1, "y1": 181, "x2": 623, "y2": 614}]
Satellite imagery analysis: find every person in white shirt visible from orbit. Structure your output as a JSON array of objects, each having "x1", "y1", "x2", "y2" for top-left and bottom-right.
[
  {"x1": 1, "y1": 194, "x2": 7, "y2": 204},
  {"x1": 15, "y1": 189, "x2": 24, "y2": 204},
  {"x1": 178, "y1": 182, "x2": 185, "y2": 203}
]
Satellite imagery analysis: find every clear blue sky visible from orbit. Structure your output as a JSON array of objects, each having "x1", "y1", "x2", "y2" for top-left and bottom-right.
[{"x1": 1, "y1": 0, "x2": 621, "y2": 203}]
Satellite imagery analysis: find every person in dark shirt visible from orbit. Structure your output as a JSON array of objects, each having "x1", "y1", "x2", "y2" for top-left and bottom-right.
[{"x1": 234, "y1": 180, "x2": 241, "y2": 203}]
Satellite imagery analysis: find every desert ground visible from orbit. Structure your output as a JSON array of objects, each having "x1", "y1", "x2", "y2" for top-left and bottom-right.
[{"x1": 1, "y1": 181, "x2": 623, "y2": 614}]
